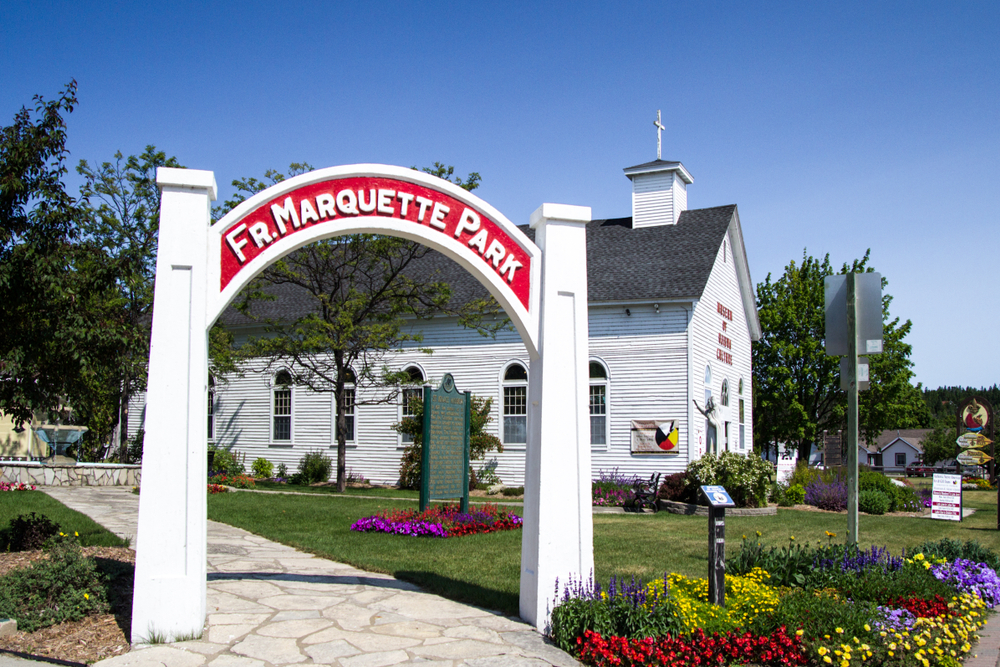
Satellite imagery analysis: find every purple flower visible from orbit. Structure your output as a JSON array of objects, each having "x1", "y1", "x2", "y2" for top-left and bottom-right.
[{"x1": 930, "y1": 559, "x2": 1000, "y2": 606}]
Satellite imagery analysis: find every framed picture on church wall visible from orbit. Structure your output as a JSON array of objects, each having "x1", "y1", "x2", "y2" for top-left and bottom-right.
[{"x1": 631, "y1": 420, "x2": 679, "y2": 454}]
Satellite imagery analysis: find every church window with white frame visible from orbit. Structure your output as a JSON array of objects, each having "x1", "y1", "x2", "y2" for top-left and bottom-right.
[
  {"x1": 272, "y1": 370, "x2": 293, "y2": 442},
  {"x1": 400, "y1": 366, "x2": 424, "y2": 445},
  {"x1": 738, "y1": 378, "x2": 745, "y2": 450},
  {"x1": 502, "y1": 362, "x2": 528, "y2": 445},
  {"x1": 335, "y1": 368, "x2": 357, "y2": 443},
  {"x1": 720, "y1": 379, "x2": 729, "y2": 407},
  {"x1": 589, "y1": 360, "x2": 609, "y2": 447}
]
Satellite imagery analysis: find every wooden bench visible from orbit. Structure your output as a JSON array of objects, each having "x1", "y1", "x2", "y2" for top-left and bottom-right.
[{"x1": 629, "y1": 472, "x2": 661, "y2": 513}]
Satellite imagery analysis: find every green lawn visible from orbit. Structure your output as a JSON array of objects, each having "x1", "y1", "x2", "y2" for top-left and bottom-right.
[
  {"x1": 0, "y1": 491, "x2": 129, "y2": 548},
  {"x1": 251, "y1": 480, "x2": 421, "y2": 498},
  {"x1": 207, "y1": 488, "x2": 1000, "y2": 616}
]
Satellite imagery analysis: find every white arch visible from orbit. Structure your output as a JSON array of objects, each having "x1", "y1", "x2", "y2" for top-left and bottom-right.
[
  {"x1": 208, "y1": 165, "x2": 541, "y2": 357},
  {"x1": 132, "y1": 167, "x2": 592, "y2": 642}
]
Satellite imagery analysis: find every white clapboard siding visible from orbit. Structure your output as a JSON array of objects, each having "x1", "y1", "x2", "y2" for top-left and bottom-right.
[
  {"x1": 125, "y1": 234, "x2": 757, "y2": 487},
  {"x1": 632, "y1": 172, "x2": 674, "y2": 228},
  {"x1": 689, "y1": 226, "x2": 754, "y2": 457}
]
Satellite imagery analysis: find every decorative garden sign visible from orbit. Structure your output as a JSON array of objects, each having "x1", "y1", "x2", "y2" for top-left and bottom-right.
[
  {"x1": 131, "y1": 164, "x2": 594, "y2": 640},
  {"x1": 420, "y1": 374, "x2": 470, "y2": 513}
]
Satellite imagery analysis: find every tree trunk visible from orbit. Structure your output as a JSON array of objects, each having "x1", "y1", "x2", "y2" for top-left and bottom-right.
[
  {"x1": 334, "y1": 356, "x2": 347, "y2": 493},
  {"x1": 119, "y1": 385, "x2": 131, "y2": 463}
]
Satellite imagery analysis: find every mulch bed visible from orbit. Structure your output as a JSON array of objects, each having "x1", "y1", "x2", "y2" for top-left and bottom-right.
[{"x1": 0, "y1": 547, "x2": 135, "y2": 665}]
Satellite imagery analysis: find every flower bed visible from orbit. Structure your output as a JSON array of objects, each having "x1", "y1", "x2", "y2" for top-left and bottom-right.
[
  {"x1": 0, "y1": 482, "x2": 36, "y2": 491},
  {"x1": 592, "y1": 469, "x2": 638, "y2": 507},
  {"x1": 350, "y1": 503, "x2": 522, "y2": 538},
  {"x1": 208, "y1": 473, "x2": 256, "y2": 489},
  {"x1": 551, "y1": 536, "x2": 996, "y2": 667},
  {"x1": 207, "y1": 483, "x2": 228, "y2": 494}
]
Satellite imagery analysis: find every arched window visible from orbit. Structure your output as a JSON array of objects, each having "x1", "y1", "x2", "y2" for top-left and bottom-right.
[
  {"x1": 207, "y1": 376, "x2": 216, "y2": 442},
  {"x1": 589, "y1": 361, "x2": 609, "y2": 447},
  {"x1": 272, "y1": 370, "x2": 293, "y2": 442},
  {"x1": 720, "y1": 380, "x2": 729, "y2": 407},
  {"x1": 335, "y1": 368, "x2": 357, "y2": 443},
  {"x1": 400, "y1": 366, "x2": 424, "y2": 445},
  {"x1": 502, "y1": 362, "x2": 528, "y2": 445},
  {"x1": 704, "y1": 366, "x2": 713, "y2": 407}
]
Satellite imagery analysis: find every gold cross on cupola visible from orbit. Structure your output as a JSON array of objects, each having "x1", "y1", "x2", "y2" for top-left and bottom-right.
[{"x1": 654, "y1": 109, "x2": 666, "y2": 160}]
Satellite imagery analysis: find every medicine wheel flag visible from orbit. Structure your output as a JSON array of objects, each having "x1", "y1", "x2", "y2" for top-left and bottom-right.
[{"x1": 655, "y1": 421, "x2": 679, "y2": 451}]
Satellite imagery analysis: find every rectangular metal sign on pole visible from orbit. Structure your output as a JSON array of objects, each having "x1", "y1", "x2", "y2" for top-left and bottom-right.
[
  {"x1": 931, "y1": 473, "x2": 963, "y2": 522},
  {"x1": 825, "y1": 272, "x2": 883, "y2": 547},
  {"x1": 700, "y1": 485, "x2": 735, "y2": 606},
  {"x1": 420, "y1": 374, "x2": 470, "y2": 513}
]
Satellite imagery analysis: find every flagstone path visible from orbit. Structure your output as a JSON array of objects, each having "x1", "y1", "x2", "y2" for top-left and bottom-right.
[{"x1": 42, "y1": 487, "x2": 579, "y2": 667}]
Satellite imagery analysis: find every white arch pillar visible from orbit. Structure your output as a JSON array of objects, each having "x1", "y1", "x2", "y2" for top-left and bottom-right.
[
  {"x1": 520, "y1": 203, "x2": 594, "y2": 630},
  {"x1": 131, "y1": 168, "x2": 215, "y2": 642}
]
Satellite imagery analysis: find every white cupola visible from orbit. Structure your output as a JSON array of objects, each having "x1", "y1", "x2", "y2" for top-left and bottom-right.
[
  {"x1": 623, "y1": 159, "x2": 694, "y2": 228},
  {"x1": 623, "y1": 110, "x2": 694, "y2": 228}
]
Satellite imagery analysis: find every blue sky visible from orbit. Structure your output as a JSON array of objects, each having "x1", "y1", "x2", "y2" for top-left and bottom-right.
[{"x1": 3, "y1": 1, "x2": 998, "y2": 389}]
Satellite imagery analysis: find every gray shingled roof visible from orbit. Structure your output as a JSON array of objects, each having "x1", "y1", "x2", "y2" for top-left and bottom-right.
[{"x1": 219, "y1": 204, "x2": 737, "y2": 326}]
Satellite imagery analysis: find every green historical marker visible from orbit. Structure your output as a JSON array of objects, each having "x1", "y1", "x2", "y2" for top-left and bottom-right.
[{"x1": 420, "y1": 374, "x2": 471, "y2": 513}]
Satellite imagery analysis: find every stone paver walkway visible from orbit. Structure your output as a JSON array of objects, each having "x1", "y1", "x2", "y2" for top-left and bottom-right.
[{"x1": 42, "y1": 487, "x2": 578, "y2": 667}]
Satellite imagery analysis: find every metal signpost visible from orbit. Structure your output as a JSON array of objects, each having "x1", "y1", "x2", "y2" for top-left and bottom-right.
[
  {"x1": 700, "y1": 485, "x2": 735, "y2": 606},
  {"x1": 420, "y1": 374, "x2": 471, "y2": 513},
  {"x1": 954, "y1": 396, "x2": 995, "y2": 529},
  {"x1": 825, "y1": 272, "x2": 883, "y2": 546}
]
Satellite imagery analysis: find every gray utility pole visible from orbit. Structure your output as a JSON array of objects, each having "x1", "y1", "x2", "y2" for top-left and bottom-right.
[
  {"x1": 825, "y1": 272, "x2": 883, "y2": 546},
  {"x1": 846, "y1": 274, "x2": 859, "y2": 545}
]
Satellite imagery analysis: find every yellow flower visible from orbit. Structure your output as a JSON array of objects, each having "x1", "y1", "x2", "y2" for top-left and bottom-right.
[
  {"x1": 74, "y1": 531, "x2": 79, "y2": 537},
  {"x1": 818, "y1": 647, "x2": 828, "y2": 656},
  {"x1": 823, "y1": 658, "x2": 832, "y2": 665},
  {"x1": 796, "y1": 629, "x2": 804, "y2": 636},
  {"x1": 864, "y1": 624, "x2": 870, "y2": 632},
  {"x1": 836, "y1": 627, "x2": 844, "y2": 634},
  {"x1": 790, "y1": 535, "x2": 796, "y2": 540},
  {"x1": 756, "y1": 530, "x2": 762, "y2": 537},
  {"x1": 84, "y1": 593, "x2": 89, "y2": 600}
]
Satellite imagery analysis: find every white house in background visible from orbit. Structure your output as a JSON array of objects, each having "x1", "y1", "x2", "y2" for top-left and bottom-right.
[
  {"x1": 129, "y1": 156, "x2": 762, "y2": 486},
  {"x1": 865, "y1": 429, "x2": 933, "y2": 473}
]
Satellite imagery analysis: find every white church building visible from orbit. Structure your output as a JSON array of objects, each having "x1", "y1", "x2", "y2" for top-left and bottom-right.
[{"x1": 129, "y1": 156, "x2": 760, "y2": 486}]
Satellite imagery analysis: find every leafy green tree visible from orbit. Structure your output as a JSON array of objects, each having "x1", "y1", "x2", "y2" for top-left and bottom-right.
[
  {"x1": 221, "y1": 164, "x2": 504, "y2": 491},
  {"x1": 76, "y1": 147, "x2": 181, "y2": 459},
  {"x1": 920, "y1": 425, "x2": 957, "y2": 465},
  {"x1": 753, "y1": 250, "x2": 929, "y2": 463},
  {"x1": 0, "y1": 81, "x2": 120, "y2": 430}
]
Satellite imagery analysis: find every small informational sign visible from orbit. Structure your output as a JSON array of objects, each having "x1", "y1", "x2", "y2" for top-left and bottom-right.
[
  {"x1": 776, "y1": 443, "x2": 798, "y2": 484},
  {"x1": 420, "y1": 374, "x2": 470, "y2": 513},
  {"x1": 701, "y1": 485, "x2": 735, "y2": 507},
  {"x1": 840, "y1": 356, "x2": 870, "y2": 391},
  {"x1": 700, "y1": 485, "x2": 733, "y2": 606},
  {"x1": 630, "y1": 420, "x2": 679, "y2": 453},
  {"x1": 823, "y1": 431, "x2": 843, "y2": 468},
  {"x1": 931, "y1": 473, "x2": 963, "y2": 522},
  {"x1": 957, "y1": 433, "x2": 992, "y2": 450}
]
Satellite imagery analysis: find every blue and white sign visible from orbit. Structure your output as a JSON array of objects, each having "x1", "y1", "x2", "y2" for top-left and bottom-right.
[{"x1": 700, "y1": 485, "x2": 735, "y2": 507}]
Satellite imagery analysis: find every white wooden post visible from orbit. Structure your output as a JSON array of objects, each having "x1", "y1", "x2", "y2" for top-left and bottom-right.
[
  {"x1": 520, "y1": 203, "x2": 594, "y2": 630},
  {"x1": 131, "y1": 168, "x2": 216, "y2": 642}
]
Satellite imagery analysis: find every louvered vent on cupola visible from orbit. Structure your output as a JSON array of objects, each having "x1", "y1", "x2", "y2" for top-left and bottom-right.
[{"x1": 623, "y1": 160, "x2": 694, "y2": 228}]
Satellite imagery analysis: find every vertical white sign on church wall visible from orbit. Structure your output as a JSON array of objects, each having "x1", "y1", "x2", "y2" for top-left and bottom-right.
[{"x1": 131, "y1": 166, "x2": 594, "y2": 640}]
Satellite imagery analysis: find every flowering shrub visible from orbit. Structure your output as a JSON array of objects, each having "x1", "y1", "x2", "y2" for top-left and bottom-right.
[
  {"x1": 577, "y1": 628, "x2": 808, "y2": 667},
  {"x1": 209, "y1": 473, "x2": 256, "y2": 489},
  {"x1": 965, "y1": 477, "x2": 993, "y2": 490},
  {"x1": 350, "y1": 503, "x2": 522, "y2": 538},
  {"x1": 804, "y1": 477, "x2": 847, "y2": 511},
  {"x1": 207, "y1": 483, "x2": 228, "y2": 494},
  {"x1": 0, "y1": 481, "x2": 36, "y2": 491},
  {"x1": 686, "y1": 452, "x2": 771, "y2": 508}
]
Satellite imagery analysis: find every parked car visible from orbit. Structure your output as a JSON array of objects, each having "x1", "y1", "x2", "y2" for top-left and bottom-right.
[{"x1": 905, "y1": 461, "x2": 935, "y2": 477}]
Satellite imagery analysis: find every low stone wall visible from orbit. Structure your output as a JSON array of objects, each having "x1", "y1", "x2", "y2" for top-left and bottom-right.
[
  {"x1": 658, "y1": 499, "x2": 777, "y2": 516},
  {"x1": 0, "y1": 463, "x2": 140, "y2": 487}
]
